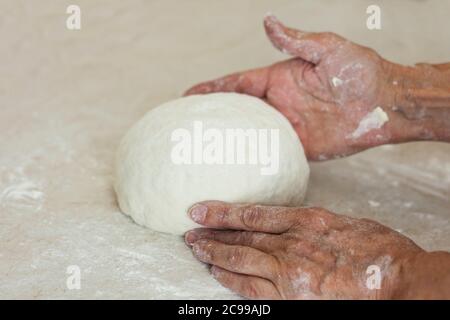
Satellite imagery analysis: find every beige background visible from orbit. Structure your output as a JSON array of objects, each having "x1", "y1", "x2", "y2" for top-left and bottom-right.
[{"x1": 0, "y1": 0, "x2": 449, "y2": 299}]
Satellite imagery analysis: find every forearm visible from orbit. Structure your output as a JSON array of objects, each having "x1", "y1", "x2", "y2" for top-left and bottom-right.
[
  {"x1": 394, "y1": 251, "x2": 450, "y2": 299},
  {"x1": 389, "y1": 63, "x2": 450, "y2": 142}
]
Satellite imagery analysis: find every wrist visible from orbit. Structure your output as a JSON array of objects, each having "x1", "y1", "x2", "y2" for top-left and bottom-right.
[
  {"x1": 392, "y1": 251, "x2": 450, "y2": 299},
  {"x1": 387, "y1": 63, "x2": 450, "y2": 142}
]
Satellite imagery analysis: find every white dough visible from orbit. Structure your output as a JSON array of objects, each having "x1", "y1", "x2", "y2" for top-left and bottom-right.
[{"x1": 114, "y1": 93, "x2": 309, "y2": 235}]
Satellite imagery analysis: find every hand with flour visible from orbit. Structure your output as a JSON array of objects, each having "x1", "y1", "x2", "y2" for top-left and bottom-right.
[
  {"x1": 185, "y1": 15, "x2": 450, "y2": 160},
  {"x1": 184, "y1": 16, "x2": 450, "y2": 299},
  {"x1": 185, "y1": 202, "x2": 450, "y2": 299}
]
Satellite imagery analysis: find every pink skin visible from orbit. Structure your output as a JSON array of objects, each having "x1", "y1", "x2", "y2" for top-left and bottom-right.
[
  {"x1": 183, "y1": 16, "x2": 450, "y2": 299},
  {"x1": 185, "y1": 201, "x2": 426, "y2": 300},
  {"x1": 185, "y1": 15, "x2": 406, "y2": 160}
]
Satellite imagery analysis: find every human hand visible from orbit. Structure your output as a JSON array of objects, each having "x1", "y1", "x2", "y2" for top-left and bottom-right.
[
  {"x1": 185, "y1": 201, "x2": 425, "y2": 299},
  {"x1": 185, "y1": 15, "x2": 446, "y2": 160}
]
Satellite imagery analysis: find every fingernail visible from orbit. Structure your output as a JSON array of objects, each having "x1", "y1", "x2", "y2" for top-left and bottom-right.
[
  {"x1": 184, "y1": 231, "x2": 198, "y2": 245},
  {"x1": 189, "y1": 204, "x2": 208, "y2": 223}
]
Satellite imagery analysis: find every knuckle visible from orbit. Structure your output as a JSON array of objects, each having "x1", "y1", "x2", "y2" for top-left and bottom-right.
[
  {"x1": 236, "y1": 231, "x2": 254, "y2": 245},
  {"x1": 203, "y1": 243, "x2": 215, "y2": 258},
  {"x1": 304, "y1": 207, "x2": 337, "y2": 230},
  {"x1": 240, "y1": 205, "x2": 263, "y2": 229},
  {"x1": 194, "y1": 240, "x2": 215, "y2": 261},
  {"x1": 228, "y1": 247, "x2": 247, "y2": 267},
  {"x1": 216, "y1": 209, "x2": 228, "y2": 226},
  {"x1": 323, "y1": 31, "x2": 340, "y2": 41},
  {"x1": 315, "y1": 208, "x2": 334, "y2": 220},
  {"x1": 316, "y1": 213, "x2": 332, "y2": 225}
]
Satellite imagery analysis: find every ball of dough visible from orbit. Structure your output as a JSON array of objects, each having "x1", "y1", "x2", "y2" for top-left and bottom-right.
[{"x1": 114, "y1": 93, "x2": 309, "y2": 235}]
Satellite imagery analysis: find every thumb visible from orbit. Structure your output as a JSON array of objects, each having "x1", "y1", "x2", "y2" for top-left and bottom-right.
[{"x1": 263, "y1": 14, "x2": 342, "y2": 64}]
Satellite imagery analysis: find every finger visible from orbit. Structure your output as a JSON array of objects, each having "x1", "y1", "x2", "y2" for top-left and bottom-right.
[
  {"x1": 185, "y1": 228, "x2": 281, "y2": 252},
  {"x1": 264, "y1": 14, "x2": 341, "y2": 64},
  {"x1": 189, "y1": 201, "x2": 300, "y2": 233},
  {"x1": 184, "y1": 67, "x2": 269, "y2": 97},
  {"x1": 192, "y1": 239, "x2": 279, "y2": 280},
  {"x1": 211, "y1": 266, "x2": 281, "y2": 299}
]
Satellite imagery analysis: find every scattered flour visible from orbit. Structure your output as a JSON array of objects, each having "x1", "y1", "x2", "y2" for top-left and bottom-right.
[
  {"x1": 0, "y1": 171, "x2": 44, "y2": 210},
  {"x1": 403, "y1": 202, "x2": 413, "y2": 208},
  {"x1": 368, "y1": 200, "x2": 380, "y2": 207},
  {"x1": 332, "y1": 76, "x2": 344, "y2": 87}
]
